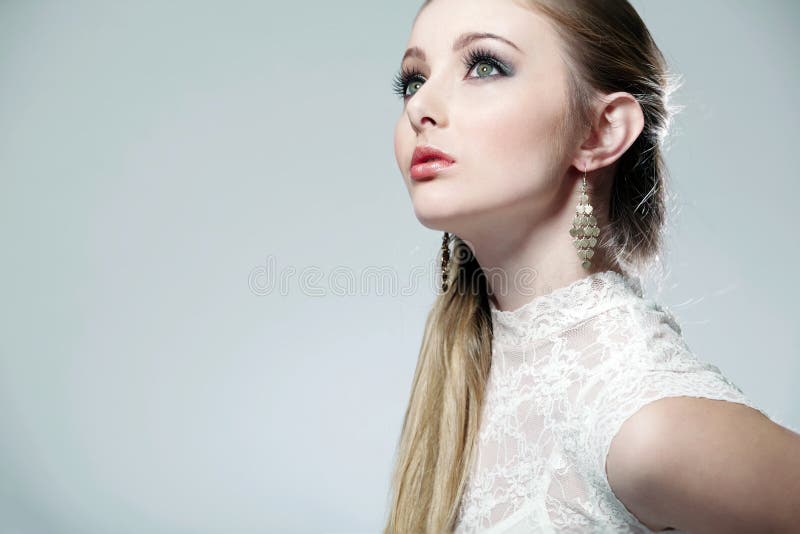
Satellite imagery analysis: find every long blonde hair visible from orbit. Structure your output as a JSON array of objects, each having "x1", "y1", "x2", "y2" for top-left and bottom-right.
[{"x1": 384, "y1": 1, "x2": 679, "y2": 532}]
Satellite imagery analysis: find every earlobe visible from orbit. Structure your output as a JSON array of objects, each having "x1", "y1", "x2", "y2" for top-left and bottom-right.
[{"x1": 572, "y1": 92, "x2": 645, "y2": 173}]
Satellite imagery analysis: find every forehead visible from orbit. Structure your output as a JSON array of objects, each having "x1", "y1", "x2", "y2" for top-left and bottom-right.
[{"x1": 405, "y1": 0, "x2": 556, "y2": 61}]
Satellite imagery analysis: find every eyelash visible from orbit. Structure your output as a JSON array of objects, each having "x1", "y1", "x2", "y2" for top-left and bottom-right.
[{"x1": 391, "y1": 47, "x2": 511, "y2": 100}]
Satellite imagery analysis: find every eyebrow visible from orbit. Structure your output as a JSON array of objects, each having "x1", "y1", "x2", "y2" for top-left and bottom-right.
[{"x1": 401, "y1": 32, "x2": 523, "y2": 64}]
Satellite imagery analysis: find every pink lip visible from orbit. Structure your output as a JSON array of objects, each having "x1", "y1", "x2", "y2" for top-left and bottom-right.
[
  {"x1": 410, "y1": 145, "x2": 456, "y2": 181},
  {"x1": 410, "y1": 159, "x2": 456, "y2": 180}
]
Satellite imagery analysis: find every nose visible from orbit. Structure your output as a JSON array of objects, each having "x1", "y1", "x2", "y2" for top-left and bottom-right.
[{"x1": 405, "y1": 78, "x2": 449, "y2": 132}]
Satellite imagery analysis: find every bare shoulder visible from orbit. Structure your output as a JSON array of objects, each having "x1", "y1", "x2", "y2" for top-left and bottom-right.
[{"x1": 605, "y1": 395, "x2": 800, "y2": 533}]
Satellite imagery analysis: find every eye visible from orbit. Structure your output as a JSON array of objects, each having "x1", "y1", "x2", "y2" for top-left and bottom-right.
[
  {"x1": 391, "y1": 66, "x2": 425, "y2": 100},
  {"x1": 462, "y1": 47, "x2": 512, "y2": 81},
  {"x1": 469, "y1": 60, "x2": 498, "y2": 78},
  {"x1": 391, "y1": 47, "x2": 513, "y2": 100}
]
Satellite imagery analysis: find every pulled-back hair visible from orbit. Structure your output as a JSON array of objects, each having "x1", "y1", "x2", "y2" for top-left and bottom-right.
[{"x1": 384, "y1": 1, "x2": 682, "y2": 532}]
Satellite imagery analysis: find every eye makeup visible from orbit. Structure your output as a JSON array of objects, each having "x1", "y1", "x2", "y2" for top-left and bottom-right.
[{"x1": 392, "y1": 46, "x2": 515, "y2": 100}]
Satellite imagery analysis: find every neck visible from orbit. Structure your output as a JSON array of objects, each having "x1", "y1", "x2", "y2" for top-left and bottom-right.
[{"x1": 457, "y1": 173, "x2": 620, "y2": 312}]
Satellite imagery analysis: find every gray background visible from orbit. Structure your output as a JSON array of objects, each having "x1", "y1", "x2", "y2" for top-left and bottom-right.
[{"x1": 0, "y1": 1, "x2": 797, "y2": 533}]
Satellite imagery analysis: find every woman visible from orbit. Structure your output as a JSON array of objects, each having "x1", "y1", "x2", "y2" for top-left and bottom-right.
[{"x1": 384, "y1": 0, "x2": 800, "y2": 533}]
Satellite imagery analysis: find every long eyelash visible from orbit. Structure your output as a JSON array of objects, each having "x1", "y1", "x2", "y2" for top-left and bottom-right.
[
  {"x1": 391, "y1": 65, "x2": 424, "y2": 99},
  {"x1": 391, "y1": 47, "x2": 511, "y2": 100},
  {"x1": 461, "y1": 47, "x2": 511, "y2": 78}
]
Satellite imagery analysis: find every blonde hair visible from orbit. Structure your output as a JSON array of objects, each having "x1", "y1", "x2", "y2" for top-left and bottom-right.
[{"x1": 384, "y1": 1, "x2": 680, "y2": 531}]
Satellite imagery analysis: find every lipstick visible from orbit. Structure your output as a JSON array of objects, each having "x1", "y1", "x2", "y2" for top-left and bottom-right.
[{"x1": 410, "y1": 145, "x2": 456, "y2": 181}]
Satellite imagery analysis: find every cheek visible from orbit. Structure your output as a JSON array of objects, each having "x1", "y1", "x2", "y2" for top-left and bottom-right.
[
  {"x1": 394, "y1": 117, "x2": 413, "y2": 181},
  {"x1": 393, "y1": 118, "x2": 404, "y2": 168},
  {"x1": 454, "y1": 84, "x2": 567, "y2": 207}
]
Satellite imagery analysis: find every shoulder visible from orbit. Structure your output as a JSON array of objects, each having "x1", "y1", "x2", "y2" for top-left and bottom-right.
[
  {"x1": 606, "y1": 395, "x2": 800, "y2": 532},
  {"x1": 618, "y1": 295, "x2": 685, "y2": 345},
  {"x1": 590, "y1": 295, "x2": 688, "y2": 367},
  {"x1": 585, "y1": 297, "x2": 735, "y2": 402}
]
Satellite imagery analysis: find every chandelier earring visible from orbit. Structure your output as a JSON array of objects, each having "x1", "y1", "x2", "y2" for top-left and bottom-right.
[
  {"x1": 440, "y1": 231, "x2": 451, "y2": 293},
  {"x1": 570, "y1": 166, "x2": 600, "y2": 269}
]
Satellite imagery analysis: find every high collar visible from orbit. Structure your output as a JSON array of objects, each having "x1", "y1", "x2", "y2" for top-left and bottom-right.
[{"x1": 488, "y1": 270, "x2": 644, "y2": 345}]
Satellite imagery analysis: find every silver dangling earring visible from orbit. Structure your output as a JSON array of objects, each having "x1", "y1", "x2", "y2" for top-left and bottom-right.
[
  {"x1": 440, "y1": 231, "x2": 451, "y2": 293},
  {"x1": 570, "y1": 166, "x2": 599, "y2": 269}
]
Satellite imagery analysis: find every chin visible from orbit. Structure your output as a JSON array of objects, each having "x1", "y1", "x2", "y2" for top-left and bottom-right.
[
  {"x1": 412, "y1": 208, "x2": 450, "y2": 232},
  {"x1": 408, "y1": 182, "x2": 495, "y2": 235},
  {"x1": 412, "y1": 202, "x2": 477, "y2": 234}
]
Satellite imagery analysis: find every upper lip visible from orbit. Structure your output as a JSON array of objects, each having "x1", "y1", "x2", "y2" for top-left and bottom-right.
[{"x1": 411, "y1": 145, "x2": 456, "y2": 168}]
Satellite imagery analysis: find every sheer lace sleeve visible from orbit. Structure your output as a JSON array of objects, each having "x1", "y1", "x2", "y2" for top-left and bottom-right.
[{"x1": 578, "y1": 300, "x2": 771, "y2": 527}]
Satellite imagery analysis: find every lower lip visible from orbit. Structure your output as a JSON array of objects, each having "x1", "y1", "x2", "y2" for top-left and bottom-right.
[{"x1": 410, "y1": 159, "x2": 456, "y2": 181}]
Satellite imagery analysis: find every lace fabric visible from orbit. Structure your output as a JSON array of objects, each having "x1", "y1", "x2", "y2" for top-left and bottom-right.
[{"x1": 453, "y1": 270, "x2": 771, "y2": 533}]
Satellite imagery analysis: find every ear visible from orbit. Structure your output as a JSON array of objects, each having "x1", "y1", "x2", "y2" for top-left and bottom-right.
[{"x1": 572, "y1": 92, "x2": 645, "y2": 173}]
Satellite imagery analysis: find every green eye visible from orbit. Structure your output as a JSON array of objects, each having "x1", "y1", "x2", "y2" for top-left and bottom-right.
[
  {"x1": 463, "y1": 47, "x2": 512, "y2": 80},
  {"x1": 391, "y1": 48, "x2": 512, "y2": 101},
  {"x1": 392, "y1": 68, "x2": 426, "y2": 99},
  {"x1": 474, "y1": 61, "x2": 496, "y2": 78},
  {"x1": 407, "y1": 79, "x2": 423, "y2": 96}
]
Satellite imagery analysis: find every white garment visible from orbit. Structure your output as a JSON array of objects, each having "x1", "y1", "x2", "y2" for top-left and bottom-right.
[{"x1": 453, "y1": 270, "x2": 770, "y2": 534}]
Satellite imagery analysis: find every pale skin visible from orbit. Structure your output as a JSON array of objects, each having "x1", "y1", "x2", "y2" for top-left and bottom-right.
[
  {"x1": 393, "y1": 0, "x2": 800, "y2": 531},
  {"x1": 394, "y1": 0, "x2": 633, "y2": 311}
]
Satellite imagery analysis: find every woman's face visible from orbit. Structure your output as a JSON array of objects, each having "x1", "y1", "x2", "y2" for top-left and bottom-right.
[{"x1": 393, "y1": 0, "x2": 576, "y2": 235}]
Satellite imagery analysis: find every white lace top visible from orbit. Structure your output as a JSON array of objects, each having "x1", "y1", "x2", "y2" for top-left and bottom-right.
[{"x1": 453, "y1": 270, "x2": 770, "y2": 534}]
